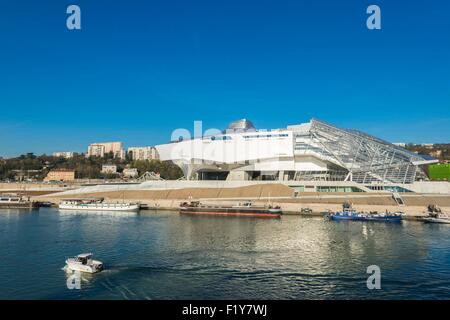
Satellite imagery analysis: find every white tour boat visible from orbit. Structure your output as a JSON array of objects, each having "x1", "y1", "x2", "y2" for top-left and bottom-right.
[
  {"x1": 65, "y1": 253, "x2": 103, "y2": 273},
  {"x1": 59, "y1": 198, "x2": 140, "y2": 212}
]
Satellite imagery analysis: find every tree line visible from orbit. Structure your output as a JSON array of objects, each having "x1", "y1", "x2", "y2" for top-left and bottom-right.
[
  {"x1": 0, "y1": 153, "x2": 184, "y2": 181},
  {"x1": 405, "y1": 144, "x2": 450, "y2": 162}
]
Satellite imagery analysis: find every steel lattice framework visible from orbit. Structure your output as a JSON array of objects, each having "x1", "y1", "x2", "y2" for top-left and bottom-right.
[{"x1": 303, "y1": 119, "x2": 432, "y2": 184}]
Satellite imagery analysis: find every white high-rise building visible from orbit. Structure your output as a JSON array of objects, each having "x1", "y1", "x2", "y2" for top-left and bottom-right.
[
  {"x1": 87, "y1": 142, "x2": 125, "y2": 159},
  {"x1": 53, "y1": 152, "x2": 74, "y2": 159},
  {"x1": 128, "y1": 146, "x2": 159, "y2": 161},
  {"x1": 87, "y1": 144, "x2": 105, "y2": 157}
]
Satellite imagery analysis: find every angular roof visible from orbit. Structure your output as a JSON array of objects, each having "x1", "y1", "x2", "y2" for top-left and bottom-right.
[
  {"x1": 305, "y1": 118, "x2": 437, "y2": 183},
  {"x1": 226, "y1": 119, "x2": 256, "y2": 132}
]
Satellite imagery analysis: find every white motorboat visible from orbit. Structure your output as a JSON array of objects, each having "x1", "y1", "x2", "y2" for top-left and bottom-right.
[
  {"x1": 422, "y1": 214, "x2": 450, "y2": 224},
  {"x1": 59, "y1": 198, "x2": 140, "y2": 212},
  {"x1": 65, "y1": 253, "x2": 103, "y2": 273},
  {"x1": 423, "y1": 204, "x2": 450, "y2": 224},
  {"x1": 423, "y1": 217, "x2": 450, "y2": 224}
]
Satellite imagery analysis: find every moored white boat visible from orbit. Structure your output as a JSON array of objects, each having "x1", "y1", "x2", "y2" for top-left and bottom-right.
[
  {"x1": 423, "y1": 204, "x2": 450, "y2": 224},
  {"x1": 59, "y1": 198, "x2": 140, "y2": 212},
  {"x1": 0, "y1": 193, "x2": 39, "y2": 209},
  {"x1": 422, "y1": 217, "x2": 450, "y2": 224},
  {"x1": 65, "y1": 253, "x2": 103, "y2": 274}
]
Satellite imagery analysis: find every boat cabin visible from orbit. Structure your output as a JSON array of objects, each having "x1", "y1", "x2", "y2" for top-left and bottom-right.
[
  {"x1": 61, "y1": 198, "x2": 104, "y2": 205},
  {"x1": 180, "y1": 201, "x2": 201, "y2": 207},
  {"x1": 236, "y1": 201, "x2": 253, "y2": 207},
  {"x1": 75, "y1": 253, "x2": 93, "y2": 265},
  {"x1": 0, "y1": 194, "x2": 28, "y2": 203}
]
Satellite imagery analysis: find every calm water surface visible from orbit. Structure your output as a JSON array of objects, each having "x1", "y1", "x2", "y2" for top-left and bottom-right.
[{"x1": 1, "y1": 208, "x2": 449, "y2": 299}]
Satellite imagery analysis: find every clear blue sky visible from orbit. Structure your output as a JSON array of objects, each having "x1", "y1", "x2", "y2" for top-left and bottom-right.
[{"x1": 1, "y1": 0, "x2": 449, "y2": 157}]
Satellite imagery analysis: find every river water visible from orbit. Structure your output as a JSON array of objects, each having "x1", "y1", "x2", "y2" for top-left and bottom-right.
[{"x1": 0, "y1": 208, "x2": 449, "y2": 299}]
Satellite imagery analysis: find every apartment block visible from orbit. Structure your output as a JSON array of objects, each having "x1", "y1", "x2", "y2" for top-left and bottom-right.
[{"x1": 128, "y1": 146, "x2": 159, "y2": 161}]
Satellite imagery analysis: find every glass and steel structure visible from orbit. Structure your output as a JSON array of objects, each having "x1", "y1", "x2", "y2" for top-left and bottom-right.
[{"x1": 292, "y1": 119, "x2": 435, "y2": 184}]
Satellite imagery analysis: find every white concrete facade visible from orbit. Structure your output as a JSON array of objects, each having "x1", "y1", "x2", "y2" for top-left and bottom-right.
[{"x1": 155, "y1": 119, "x2": 437, "y2": 185}]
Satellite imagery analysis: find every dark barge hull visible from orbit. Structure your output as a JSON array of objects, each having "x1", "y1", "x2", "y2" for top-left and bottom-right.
[
  {"x1": 179, "y1": 207, "x2": 281, "y2": 218},
  {"x1": 0, "y1": 203, "x2": 39, "y2": 209}
]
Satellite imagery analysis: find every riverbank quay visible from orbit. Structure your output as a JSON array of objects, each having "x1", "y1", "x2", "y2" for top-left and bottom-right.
[
  {"x1": 33, "y1": 184, "x2": 450, "y2": 220},
  {"x1": 29, "y1": 197, "x2": 442, "y2": 221}
]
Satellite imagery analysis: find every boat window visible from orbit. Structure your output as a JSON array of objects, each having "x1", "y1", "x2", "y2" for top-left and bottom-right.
[{"x1": 77, "y1": 257, "x2": 88, "y2": 264}]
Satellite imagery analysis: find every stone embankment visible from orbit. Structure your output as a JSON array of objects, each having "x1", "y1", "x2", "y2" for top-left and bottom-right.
[{"x1": 32, "y1": 183, "x2": 450, "y2": 219}]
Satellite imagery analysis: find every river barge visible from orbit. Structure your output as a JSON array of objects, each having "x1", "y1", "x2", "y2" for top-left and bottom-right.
[
  {"x1": 0, "y1": 194, "x2": 39, "y2": 209},
  {"x1": 179, "y1": 201, "x2": 282, "y2": 218}
]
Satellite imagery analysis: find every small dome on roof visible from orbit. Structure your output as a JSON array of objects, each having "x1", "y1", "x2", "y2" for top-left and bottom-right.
[{"x1": 226, "y1": 119, "x2": 256, "y2": 133}]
